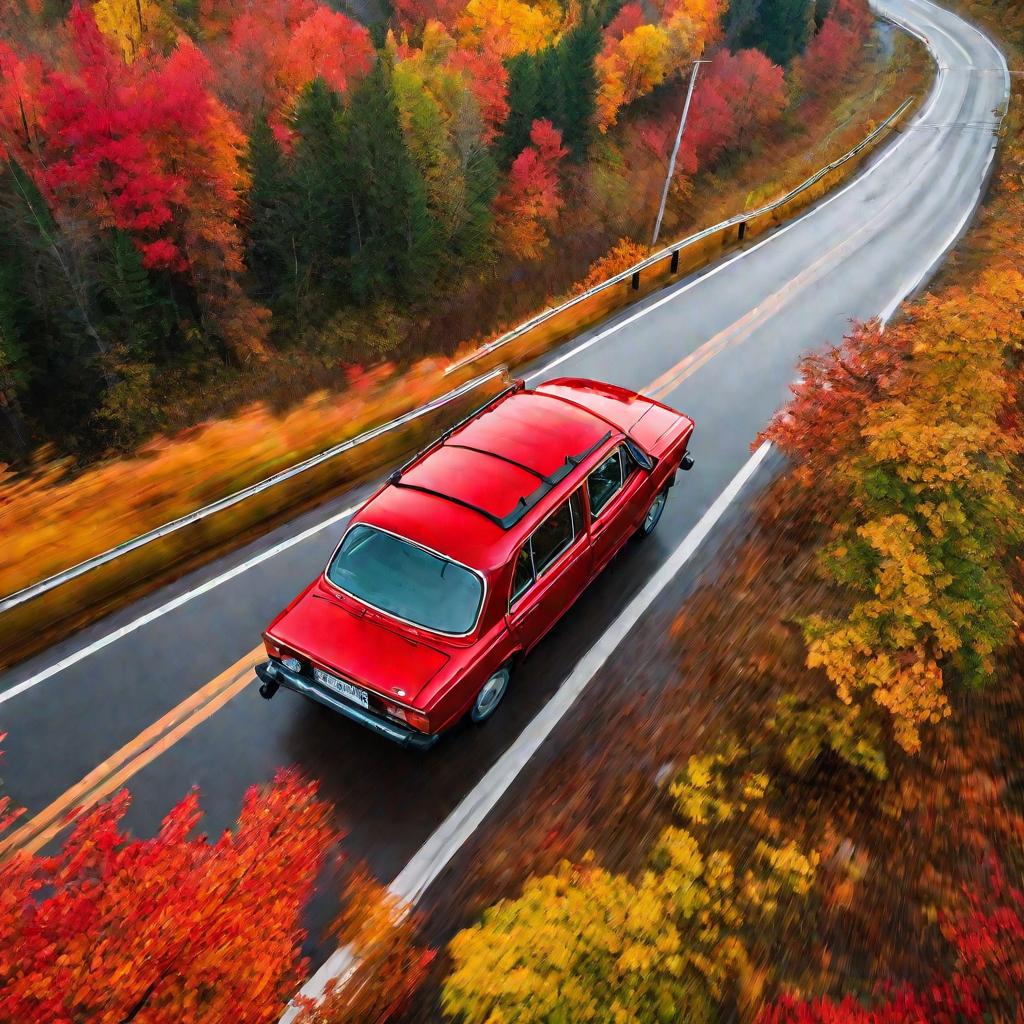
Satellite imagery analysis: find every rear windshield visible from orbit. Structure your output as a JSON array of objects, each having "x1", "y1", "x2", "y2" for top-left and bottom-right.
[{"x1": 326, "y1": 525, "x2": 484, "y2": 635}]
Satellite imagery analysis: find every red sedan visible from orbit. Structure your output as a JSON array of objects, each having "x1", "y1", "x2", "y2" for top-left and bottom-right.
[{"x1": 256, "y1": 377, "x2": 694, "y2": 749}]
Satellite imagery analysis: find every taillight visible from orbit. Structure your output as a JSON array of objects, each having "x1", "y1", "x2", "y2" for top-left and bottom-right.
[
  {"x1": 264, "y1": 636, "x2": 303, "y2": 673},
  {"x1": 383, "y1": 702, "x2": 430, "y2": 733},
  {"x1": 405, "y1": 710, "x2": 430, "y2": 733}
]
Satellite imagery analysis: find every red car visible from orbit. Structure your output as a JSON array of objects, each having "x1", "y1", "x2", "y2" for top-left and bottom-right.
[{"x1": 256, "y1": 377, "x2": 694, "y2": 749}]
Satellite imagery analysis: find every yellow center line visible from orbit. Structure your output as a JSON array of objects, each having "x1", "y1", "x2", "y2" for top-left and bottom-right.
[
  {"x1": 1, "y1": 645, "x2": 262, "y2": 860},
  {"x1": 643, "y1": 200, "x2": 891, "y2": 404},
  {"x1": 5, "y1": 218, "x2": 885, "y2": 860}
]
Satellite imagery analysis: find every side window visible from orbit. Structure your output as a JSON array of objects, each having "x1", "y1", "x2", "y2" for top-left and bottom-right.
[
  {"x1": 509, "y1": 491, "x2": 583, "y2": 606},
  {"x1": 587, "y1": 448, "x2": 624, "y2": 517},
  {"x1": 511, "y1": 545, "x2": 533, "y2": 604},
  {"x1": 531, "y1": 499, "x2": 574, "y2": 575}
]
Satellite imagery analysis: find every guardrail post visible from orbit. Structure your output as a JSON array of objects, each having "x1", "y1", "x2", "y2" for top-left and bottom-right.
[
  {"x1": 631, "y1": 271, "x2": 641, "y2": 290},
  {"x1": 738, "y1": 221, "x2": 747, "y2": 241},
  {"x1": 670, "y1": 250, "x2": 679, "y2": 274}
]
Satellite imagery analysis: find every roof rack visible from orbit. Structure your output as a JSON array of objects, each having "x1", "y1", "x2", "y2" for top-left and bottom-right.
[
  {"x1": 391, "y1": 430, "x2": 611, "y2": 530},
  {"x1": 389, "y1": 378, "x2": 524, "y2": 485}
]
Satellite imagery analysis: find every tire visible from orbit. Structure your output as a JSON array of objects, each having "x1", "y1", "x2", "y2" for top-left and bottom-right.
[
  {"x1": 637, "y1": 488, "x2": 668, "y2": 538},
  {"x1": 470, "y1": 664, "x2": 512, "y2": 724}
]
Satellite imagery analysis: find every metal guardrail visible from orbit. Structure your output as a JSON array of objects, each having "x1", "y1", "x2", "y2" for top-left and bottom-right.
[
  {"x1": 2, "y1": 96, "x2": 914, "y2": 620},
  {"x1": 0, "y1": 366, "x2": 508, "y2": 615},
  {"x1": 445, "y1": 96, "x2": 915, "y2": 376}
]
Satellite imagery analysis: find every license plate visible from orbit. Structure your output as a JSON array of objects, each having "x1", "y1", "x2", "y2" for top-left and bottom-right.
[{"x1": 313, "y1": 667, "x2": 369, "y2": 708}]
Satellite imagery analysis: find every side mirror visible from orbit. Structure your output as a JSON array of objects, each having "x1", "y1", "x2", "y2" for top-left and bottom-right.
[{"x1": 625, "y1": 439, "x2": 655, "y2": 472}]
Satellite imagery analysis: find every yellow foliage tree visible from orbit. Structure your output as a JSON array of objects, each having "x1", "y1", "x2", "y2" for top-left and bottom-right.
[
  {"x1": 801, "y1": 266, "x2": 1024, "y2": 752},
  {"x1": 443, "y1": 740, "x2": 817, "y2": 1022},
  {"x1": 596, "y1": 23, "x2": 672, "y2": 131},
  {"x1": 456, "y1": 0, "x2": 562, "y2": 58},
  {"x1": 94, "y1": 0, "x2": 173, "y2": 61}
]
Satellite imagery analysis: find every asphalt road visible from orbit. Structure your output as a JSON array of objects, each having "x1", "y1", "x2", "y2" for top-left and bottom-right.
[{"x1": 0, "y1": 0, "x2": 1008, "y2": 991}]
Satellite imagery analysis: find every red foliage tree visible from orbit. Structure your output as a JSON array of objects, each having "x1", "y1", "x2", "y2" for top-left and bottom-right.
[
  {"x1": 942, "y1": 859, "x2": 1024, "y2": 1018},
  {"x1": 493, "y1": 117, "x2": 568, "y2": 260},
  {"x1": 605, "y1": 1, "x2": 645, "y2": 41},
  {"x1": 757, "y1": 985, "x2": 975, "y2": 1024},
  {"x1": 447, "y1": 46, "x2": 510, "y2": 144},
  {"x1": 0, "y1": 4, "x2": 271, "y2": 357},
  {"x1": 0, "y1": 770, "x2": 335, "y2": 1024},
  {"x1": 797, "y1": 0, "x2": 872, "y2": 101},
  {"x1": 210, "y1": 0, "x2": 371, "y2": 120},
  {"x1": 281, "y1": 7, "x2": 374, "y2": 97},
  {"x1": 758, "y1": 857, "x2": 1024, "y2": 1024},
  {"x1": 680, "y1": 47, "x2": 786, "y2": 173}
]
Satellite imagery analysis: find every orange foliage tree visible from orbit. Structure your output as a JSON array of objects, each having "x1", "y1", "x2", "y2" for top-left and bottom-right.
[
  {"x1": 455, "y1": 0, "x2": 561, "y2": 58},
  {"x1": 293, "y1": 868, "x2": 434, "y2": 1024},
  {"x1": 596, "y1": 22, "x2": 673, "y2": 131},
  {"x1": 0, "y1": 770, "x2": 335, "y2": 1024}
]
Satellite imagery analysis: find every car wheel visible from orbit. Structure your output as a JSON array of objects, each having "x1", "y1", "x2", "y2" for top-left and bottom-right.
[
  {"x1": 470, "y1": 664, "x2": 512, "y2": 724},
  {"x1": 637, "y1": 488, "x2": 668, "y2": 538}
]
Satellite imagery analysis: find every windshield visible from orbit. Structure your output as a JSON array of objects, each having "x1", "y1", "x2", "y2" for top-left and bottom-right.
[{"x1": 326, "y1": 525, "x2": 484, "y2": 635}]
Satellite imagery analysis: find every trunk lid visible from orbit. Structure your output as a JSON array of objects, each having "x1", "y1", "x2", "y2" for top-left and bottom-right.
[{"x1": 269, "y1": 580, "x2": 450, "y2": 703}]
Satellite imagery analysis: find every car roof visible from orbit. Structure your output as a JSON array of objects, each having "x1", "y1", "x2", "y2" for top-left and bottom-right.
[{"x1": 350, "y1": 384, "x2": 619, "y2": 572}]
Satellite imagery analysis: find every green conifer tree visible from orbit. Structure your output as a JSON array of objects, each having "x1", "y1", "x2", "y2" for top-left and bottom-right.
[
  {"x1": 742, "y1": 0, "x2": 815, "y2": 64},
  {"x1": 340, "y1": 56, "x2": 441, "y2": 303},
  {"x1": 556, "y1": 19, "x2": 602, "y2": 160},
  {"x1": 289, "y1": 77, "x2": 350, "y2": 310},
  {"x1": 98, "y1": 230, "x2": 172, "y2": 361},
  {"x1": 245, "y1": 113, "x2": 295, "y2": 312},
  {"x1": 497, "y1": 53, "x2": 541, "y2": 167}
]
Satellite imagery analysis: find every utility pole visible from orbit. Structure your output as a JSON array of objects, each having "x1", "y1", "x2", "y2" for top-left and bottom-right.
[{"x1": 651, "y1": 59, "x2": 709, "y2": 248}]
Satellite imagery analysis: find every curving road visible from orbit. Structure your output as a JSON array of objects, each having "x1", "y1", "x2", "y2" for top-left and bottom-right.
[{"x1": 0, "y1": 0, "x2": 1009, "y2": 999}]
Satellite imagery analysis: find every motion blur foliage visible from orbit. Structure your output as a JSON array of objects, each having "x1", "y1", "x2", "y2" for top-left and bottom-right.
[
  {"x1": 0, "y1": 767, "x2": 336, "y2": 1024},
  {"x1": 0, "y1": 0, "x2": 865, "y2": 462}
]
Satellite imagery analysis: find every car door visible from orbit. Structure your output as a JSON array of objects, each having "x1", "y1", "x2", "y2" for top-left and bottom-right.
[
  {"x1": 507, "y1": 490, "x2": 591, "y2": 654},
  {"x1": 585, "y1": 444, "x2": 646, "y2": 577}
]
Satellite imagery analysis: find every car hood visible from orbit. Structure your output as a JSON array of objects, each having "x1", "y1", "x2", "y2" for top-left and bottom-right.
[{"x1": 269, "y1": 582, "x2": 450, "y2": 704}]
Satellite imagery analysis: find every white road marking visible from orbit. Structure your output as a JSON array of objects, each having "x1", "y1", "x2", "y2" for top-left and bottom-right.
[
  {"x1": 0, "y1": 504, "x2": 359, "y2": 705},
  {"x1": 285, "y1": 440, "x2": 775, "y2": 1018}
]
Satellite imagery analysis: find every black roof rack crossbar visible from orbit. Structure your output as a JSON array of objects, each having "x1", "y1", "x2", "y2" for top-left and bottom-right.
[
  {"x1": 444, "y1": 442, "x2": 548, "y2": 481},
  {"x1": 389, "y1": 379, "x2": 524, "y2": 484},
  {"x1": 390, "y1": 428, "x2": 613, "y2": 531},
  {"x1": 390, "y1": 481, "x2": 507, "y2": 529},
  {"x1": 495, "y1": 430, "x2": 612, "y2": 529}
]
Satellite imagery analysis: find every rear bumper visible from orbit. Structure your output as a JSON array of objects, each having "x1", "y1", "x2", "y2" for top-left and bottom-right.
[{"x1": 255, "y1": 660, "x2": 439, "y2": 751}]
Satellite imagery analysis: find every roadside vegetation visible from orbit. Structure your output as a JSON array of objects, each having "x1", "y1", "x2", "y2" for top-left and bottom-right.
[{"x1": 2, "y1": 1, "x2": 997, "y2": 1022}]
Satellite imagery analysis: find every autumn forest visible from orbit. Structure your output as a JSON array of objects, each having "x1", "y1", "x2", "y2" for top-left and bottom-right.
[{"x1": 0, "y1": 0, "x2": 870, "y2": 462}]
